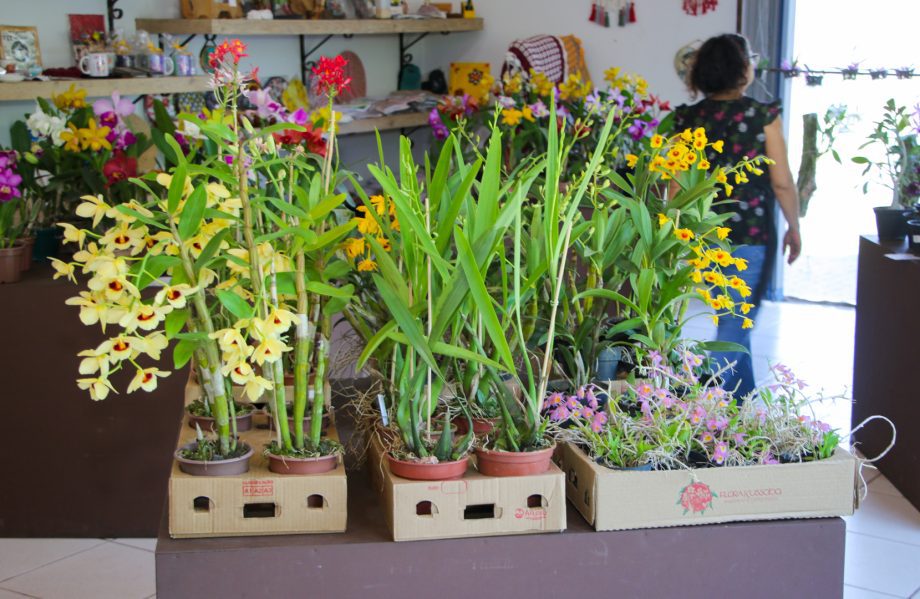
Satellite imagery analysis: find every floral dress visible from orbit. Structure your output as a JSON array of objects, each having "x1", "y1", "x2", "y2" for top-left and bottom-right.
[{"x1": 673, "y1": 97, "x2": 781, "y2": 247}]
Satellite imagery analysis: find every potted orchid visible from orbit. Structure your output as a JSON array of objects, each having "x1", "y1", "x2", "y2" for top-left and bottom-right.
[
  {"x1": 60, "y1": 41, "x2": 354, "y2": 476},
  {"x1": 0, "y1": 150, "x2": 27, "y2": 283}
]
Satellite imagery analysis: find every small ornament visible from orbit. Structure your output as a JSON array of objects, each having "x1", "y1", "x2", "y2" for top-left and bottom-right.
[
  {"x1": 805, "y1": 73, "x2": 823, "y2": 87},
  {"x1": 628, "y1": 1, "x2": 636, "y2": 22},
  {"x1": 841, "y1": 63, "x2": 859, "y2": 80},
  {"x1": 589, "y1": 2, "x2": 598, "y2": 22},
  {"x1": 895, "y1": 67, "x2": 915, "y2": 80},
  {"x1": 869, "y1": 68, "x2": 888, "y2": 80}
]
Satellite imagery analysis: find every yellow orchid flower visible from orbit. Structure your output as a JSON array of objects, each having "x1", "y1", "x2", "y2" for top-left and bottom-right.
[
  {"x1": 75, "y1": 194, "x2": 110, "y2": 228},
  {"x1": 53, "y1": 84, "x2": 88, "y2": 110},
  {"x1": 650, "y1": 134, "x2": 664, "y2": 149},
  {"x1": 77, "y1": 347, "x2": 110, "y2": 376},
  {"x1": 243, "y1": 374, "x2": 273, "y2": 402},
  {"x1": 100, "y1": 222, "x2": 146, "y2": 254},
  {"x1": 60, "y1": 123, "x2": 82, "y2": 152},
  {"x1": 66, "y1": 292, "x2": 115, "y2": 328},
  {"x1": 127, "y1": 367, "x2": 169, "y2": 393},
  {"x1": 716, "y1": 227, "x2": 731, "y2": 240},
  {"x1": 102, "y1": 335, "x2": 141, "y2": 362},
  {"x1": 155, "y1": 284, "x2": 198, "y2": 309},
  {"x1": 77, "y1": 376, "x2": 116, "y2": 401},
  {"x1": 50, "y1": 258, "x2": 77, "y2": 283},
  {"x1": 357, "y1": 258, "x2": 378, "y2": 272},
  {"x1": 742, "y1": 318, "x2": 754, "y2": 329},
  {"x1": 674, "y1": 228, "x2": 694, "y2": 242},
  {"x1": 136, "y1": 333, "x2": 169, "y2": 361},
  {"x1": 342, "y1": 237, "x2": 365, "y2": 259},
  {"x1": 58, "y1": 223, "x2": 87, "y2": 248},
  {"x1": 626, "y1": 154, "x2": 639, "y2": 168},
  {"x1": 79, "y1": 119, "x2": 112, "y2": 152},
  {"x1": 501, "y1": 107, "x2": 524, "y2": 127},
  {"x1": 252, "y1": 336, "x2": 291, "y2": 366},
  {"x1": 119, "y1": 303, "x2": 172, "y2": 332}
]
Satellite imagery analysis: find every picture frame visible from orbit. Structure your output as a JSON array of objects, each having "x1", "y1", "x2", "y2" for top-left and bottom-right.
[{"x1": 0, "y1": 26, "x2": 42, "y2": 71}]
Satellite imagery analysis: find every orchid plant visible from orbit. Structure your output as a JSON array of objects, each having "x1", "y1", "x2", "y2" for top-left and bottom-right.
[
  {"x1": 550, "y1": 352, "x2": 841, "y2": 469},
  {"x1": 0, "y1": 150, "x2": 27, "y2": 248},
  {"x1": 852, "y1": 99, "x2": 920, "y2": 207},
  {"x1": 60, "y1": 42, "x2": 355, "y2": 463},
  {"x1": 9, "y1": 87, "x2": 153, "y2": 229}
]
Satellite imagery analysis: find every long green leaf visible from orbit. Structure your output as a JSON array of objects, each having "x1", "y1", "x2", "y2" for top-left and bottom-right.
[{"x1": 178, "y1": 184, "x2": 207, "y2": 240}]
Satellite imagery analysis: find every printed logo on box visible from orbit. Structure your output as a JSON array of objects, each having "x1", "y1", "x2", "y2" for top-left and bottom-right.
[
  {"x1": 514, "y1": 508, "x2": 548, "y2": 521},
  {"x1": 243, "y1": 479, "x2": 274, "y2": 497},
  {"x1": 718, "y1": 487, "x2": 783, "y2": 502},
  {"x1": 678, "y1": 481, "x2": 717, "y2": 515}
]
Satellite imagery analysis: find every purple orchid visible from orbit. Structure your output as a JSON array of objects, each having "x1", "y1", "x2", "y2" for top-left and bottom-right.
[
  {"x1": 428, "y1": 108, "x2": 449, "y2": 141},
  {"x1": 0, "y1": 167, "x2": 23, "y2": 202},
  {"x1": 93, "y1": 92, "x2": 134, "y2": 121}
]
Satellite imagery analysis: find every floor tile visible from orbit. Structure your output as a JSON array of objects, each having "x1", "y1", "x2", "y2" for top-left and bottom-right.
[
  {"x1": 869, "y1": 474, "x2": 906, "y2": 498},
  {"x1": 845, "y1": 490, "x2": 920, "y2": 547},
  {"x1": 844, "y1": 532, "x2": 920, "y2": 597},
  {"x1": 111, "y1": 538, "x2": 157, "y2": 552},
  {"x1": 2, "y1": 542, "x2": 155, "y2": 599},
  {"x1": 0, "y1": 539, "x2": 105, "y2": 582},
  {"x1": 844, "y1": 585, "x2": 902, "y2": 598}
]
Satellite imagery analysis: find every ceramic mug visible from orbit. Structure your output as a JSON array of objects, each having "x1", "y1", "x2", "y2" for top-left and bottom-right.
[
  {"x1": 147, "y1": 53, "x2": 174, "y2": 76},
  {"x1": 175, "y1": 54, "x2": 196, "y2": 77},
  {"x1": 115, "y1": 54, "x2": 135, "y2": 68},
  {"x1": 79, "y1": 53, "x2": 111, "y2": 78}
]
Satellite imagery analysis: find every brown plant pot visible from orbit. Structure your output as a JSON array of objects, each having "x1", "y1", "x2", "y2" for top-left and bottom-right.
[
  {"x1": 475, "y1": 443, "x2": 556, "y2": 477},
  {"x1": 18, "y1": 236, "x2": 34, "y2": 272},
  {"x1": 174, "y1": 442, "x2": 253, "y2": 476},
  {"x1": 267, "y1": 452, "x2": 338, "y2": 475},
  {"x1": 386, "y1": 454, "x2": 469, "y2": 481},
  {"x1": 453, "y1": 416, "x2": 500, "y2": 436},
  {"x1": 0, "y1": 244, "x2": 25, "y2": 284},
  {"x1": 186, "y1": 410, "x2": 253, "y2": 433}
]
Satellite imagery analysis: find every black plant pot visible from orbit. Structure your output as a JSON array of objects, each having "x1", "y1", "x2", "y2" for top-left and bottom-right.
[
  {"x1": 907, "y1": 219, "x2": 920, "y2": 253},
  {"x1": 32, "y1": 226, "x2": 62, "y2": 262},
  {"x1": 873, "y1": 206, "x2": 910, "y2": 241}
]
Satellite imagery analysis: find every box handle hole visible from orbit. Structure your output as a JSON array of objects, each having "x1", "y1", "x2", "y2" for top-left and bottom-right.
[
  {"x1": 464, "y1": 503, "x2": 497, "y2": 520},
  {"x1": 416, "y1": 500, "x2": 438, "y2": 517},
  {"x1": 584, "y1": 490, "x2": 591, "y2": 506},
  {"x1": 193, "y1": 496, "x2": 212, "y2": 513},
  {"x1": 243, "y1": 502, "x2": 277, "y2": 518},
  {"x1": 307, "y1": 494, "x2": 327, "y2": 509},
  {"x1": 568, "y1": 467, "x2": 578, "y2": 488},
  {"x1": 527, "y1": 494, "x2": 547, "y2": 509}
]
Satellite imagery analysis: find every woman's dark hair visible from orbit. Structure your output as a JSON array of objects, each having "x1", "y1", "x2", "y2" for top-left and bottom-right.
[{"x1": 689, "y1": 34, "x2": 751, "y2": 97}]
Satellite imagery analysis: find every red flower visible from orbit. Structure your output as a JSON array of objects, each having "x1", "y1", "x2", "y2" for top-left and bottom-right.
[
  {"x1": 208, "y1": 39, "x2": 248, "y2": 69},
  {"x1": 311, "y1": 55, "x2": 352, "y2": 97},
  {"x1": 103, "y1": 151, "x2": 137, "y2": 188},
  {"x1": 273, "y1": 123, "x2": 327, "y2": 157}
]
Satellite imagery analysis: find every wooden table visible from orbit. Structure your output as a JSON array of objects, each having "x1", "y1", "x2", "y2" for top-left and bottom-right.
[{"x1": 853, "y1": 235, "x2": 920, "y2": 509}]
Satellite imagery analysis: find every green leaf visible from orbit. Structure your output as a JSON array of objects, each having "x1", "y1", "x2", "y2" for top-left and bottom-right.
[
  {"x1": 114, "y1": 205, "x2": 167, "y2": 230},
  {"x1": 304, "y1": 281, "x2": 353, "y2": 299},
  {"x1": 194, "y1": 228, "x2": 230, "y2": 271},
  {"x1": 454, "y1": 228, "x2": 515, "y2": 373},
  {"x1": 266, "y1": 195, "x2": 310, "y2": 221},
  {"x1": 165, "y1": 308, "x2": 190, "y2": 337},
  {"x1": 216, "y1": 290, "x2": 254, "y2": 320},
  {"x1": 166, "y1": 162, "x2": 188, "y2": 214},
  {"x1": 134, "y1": 255, "x2": 181, "y2": 290},
  {"x1": 573, "y1": 288, "x2": 641, "y2": 315},
  {"x1": 154, "y1": 100, "x2": 177, "y2": 135},
  {"x1": 304, "y1": 220, "x2": 356, "y2": 252},
  {"x1": 173, "y1": 339, "x2": 197, "y2": 369},
  {"x1": 698, "y1": 340, "x2": 750, "y2": 355},
  {"x1": 178, "y1": 184, "x2": 207, "y2": 240},
  {"x1": 356, "y1": 320, "x2": 398, "y2": 370},
  {"x1": 851, "y1": 156, "x2": 870, "y2": 164},
  {"x1": 371, "y1": 273, "x2": 441, "y2": 377}
]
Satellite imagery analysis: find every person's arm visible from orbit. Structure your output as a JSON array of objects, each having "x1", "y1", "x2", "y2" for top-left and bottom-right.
[{"x1": 764, "y1": 116, "x2": 802, "y2": 264}]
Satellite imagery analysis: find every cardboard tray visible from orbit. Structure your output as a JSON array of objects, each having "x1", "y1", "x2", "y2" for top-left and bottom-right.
[
  {"x1": 168, "y1": 424, "x2": 347, "y2": 539},
  {"x1": 557, "y1": 442, "x2": 859, "y2": 531},
  {"x1": 369, "y1": 436, "x2": 566, "y2": 542}
]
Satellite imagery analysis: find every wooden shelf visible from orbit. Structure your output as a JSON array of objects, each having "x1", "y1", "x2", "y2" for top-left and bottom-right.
[
  {"x1": 136, "y1": 17, "x2": 483, "y2": 36},
  {"x1": 0, "y1": 76, "x2": 211, "y2": 102},
  {"x1": 337, "y1": 111, "x2": 430, "y2": 136}
]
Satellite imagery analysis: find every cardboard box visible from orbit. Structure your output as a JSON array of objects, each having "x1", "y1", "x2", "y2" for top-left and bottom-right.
[
  {"x1": 368, "y1": 436, "x2": 566, "y2": 542},
  {"x1": 558, "y1": 442, "x2": 859, "y2": 531},
  {"x1": 168, "y1": 425, "x2": 347, "y2": 539}
]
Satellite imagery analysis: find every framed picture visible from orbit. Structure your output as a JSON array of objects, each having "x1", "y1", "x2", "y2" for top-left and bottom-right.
[{"x1": 0, "y1": 26, "x2": 41, "y2": 71}]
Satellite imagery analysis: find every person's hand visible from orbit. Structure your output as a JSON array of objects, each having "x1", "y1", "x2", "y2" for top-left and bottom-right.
[{"x1": 784, "y1": 227, "x2": 802, "y2": 264}]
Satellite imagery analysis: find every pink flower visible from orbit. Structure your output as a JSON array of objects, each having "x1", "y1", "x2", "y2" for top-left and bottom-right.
[
  {"x1": 591, "y1": 411, "x2": 608, "y2": 433},
  {"x1": 543, "y1": 391, "x2": 564, "y2": 411},
  {"x1": 550, "y1": 405, "x2": 571, "y2": 422},
  {"x1": 762, "y1": 452, "x2": 779, "y2": 465},
  {"x1": 690, "y1": 406, "x2": 707, "y2": 425},
  {"x1": 93, "y1": 92, "x2": 133, "y2": 121},
  {"x1": 712, "y1": 441, "x2": 728, "y2": 465},
  {"x1": 244, "y1": 88, "x2": 282, "y2": 119},
  {"x1": 733, "y1": 433, "x2": 747, "y2": 445}
]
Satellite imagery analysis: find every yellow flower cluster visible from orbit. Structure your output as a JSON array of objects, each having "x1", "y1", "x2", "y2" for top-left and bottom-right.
[
  {"x1": 60, "y1": 119, "x2": 112, "y2": 153},
  {"x1": 659, "y1": 214, "x2": 756, "y2": 329},
  {"x1": 603, "y1": 67, "x2": 648, "y2": 96},
  {"x1": 502, "y1": 72, "x2": 523, "y2": 95},
  {"x1": 501, "y1": 105, "x2": 535, "y2": 127},
  {"x1": 528, "y1": 69, "x2": 554, "y2": 97},
  {"x1": 52, "y1": 84, "x2": 87, "y2": 110},
  {"x1": 558, "y1": 73, "x2": 592, "y2": 101},
  {"x1": 345, "y1": 195, "x2": 398, "y2": 273}
]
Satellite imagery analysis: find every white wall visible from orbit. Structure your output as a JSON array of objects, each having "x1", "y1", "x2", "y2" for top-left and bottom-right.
[{"x1": 0, "y1": 0, "x2": 738, "y2": 162}]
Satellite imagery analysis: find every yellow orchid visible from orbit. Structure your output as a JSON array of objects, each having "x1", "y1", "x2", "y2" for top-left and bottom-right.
[
  {"x1": 53, "y1": 84, "x2": 87, "y2": 110},
  {"x1": 77, "y1": 376, "x2": 116, "y2": 401},
  {"x1": 734, "y1": 257, "x2": 748, "y2": 271},
  {"x1": 501, "y1": 107, "x2": 524, "y2": 127},
  {"x1": 716, "y1": 227, "x2": 731, "y2": 240},
  {"x1": 698, "y1": 159, "x2": 711, "y2": 171},
  {"x1": 155, "y1": 284, "x2": 198, "y2": 309},
  {"x1": 529, "y1": 70, "x2": 554, "y2": 97},
  {"x1": 109, "y1": 199, "x2": 155, "y2": 224},
  {"x1": 77, "y1": 347, "x2": 110, "y2": 376},
  {"x1": 674, "y1": 228, "x2": 694, "y2": 242},
  {"x1": 650, "y1": 134, "x2": 664, "y2": 149},
  {"x1": 626, "y1": 154, "x2": 639, "y2": 168},
  {"x1": 342, "y1": 237, "x2": 365, "y2": 259},
  {"x1": 66, "y1": 292, "x2": 122, "y2": 329},
  {"x1": 127, "y1": 367, "x2": 169, "y2": 393},
  {"x1": 657, "y1": 213, "x2": 670, "y2": 226},
  {"x1": 136, "y1": 333, "x2": 169, "y2": 361},
  {"x1": 58, "y1": 223, "x2": 87, "y2": 248},
  {"x1": 521, "y1": 105, "x2": 535, "y2": 123},
  {"x1": 252, "y1": 336, "x2": 291, "y2": 366},
  {"x1": 243, "y1": 374, "x2": 273, "y2": 402},
  {"x1": 79, "y1": 119, "x2": 112, "y2": 152},
  {"x1": 223, "y1": 359, "x2": 256, "y2": 385},
  {"x1": 210, "y1": 328, "x2": 252, "y2": 360},
  {"x1": 102, "y1": 335, "x2": 141, "y2": 362},
  {"x1": 357, "y1": 258, "x2": 378, "y2": 272},
  {"x1": 60, "y1": 123, "x2": 82, "y2": 152},
  {"x1": 50, "y1": 258, "x2": 77, "y2": 283},
  {"x1": 711, "y1": 140, "x2": 725, "y2": 153},
  {"x1": 119, "y1": 303, "x2": 172, "y2": 332},
  {"x1": 742, "y1": 318, "x2": 754, "y2": 330},
  {"x1": 76, "y1": 194, "x2": 110, "y2": 228},
  {"x1": 100, "y1": 222, "x2": 147, "y2": 254},
  {"x1": 740, "y1": 302, "x2": 754, "y2": 315}
]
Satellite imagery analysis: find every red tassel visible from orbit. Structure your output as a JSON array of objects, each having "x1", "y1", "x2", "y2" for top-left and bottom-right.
[
  {"x1": 589, "y1": 2, "x2": 597, "y2": 22},
  {"x1": 628, "y1": 1, "x2": 636, "y2": 22}
]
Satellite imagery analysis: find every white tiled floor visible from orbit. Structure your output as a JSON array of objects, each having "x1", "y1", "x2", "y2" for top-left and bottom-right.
[{"x1": 1, "y1": 300, "x2": 918, "y2": 598}]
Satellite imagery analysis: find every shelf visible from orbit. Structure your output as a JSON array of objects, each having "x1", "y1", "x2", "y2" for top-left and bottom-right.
[
  {"x1": 136, "y1": 17, "x2": 483, "y2": 36},
  {"x1": 0, "y1": 76, "x2": 211, "y2": 102},
  {"x1": 337, "y1": 111, "x2": 429, "y2": 136}
]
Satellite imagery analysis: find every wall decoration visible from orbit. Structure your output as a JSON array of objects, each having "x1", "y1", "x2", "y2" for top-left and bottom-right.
[
  {"x1": 68, "y1": 14, "x2": 106, "y2": 66},
  {"x1": 682, "y1": 0, "x2": 718, "y2": 15},
  {"x1": 449, "y1": 62, "x2": 492, "y2": 100},
  {"x1": 0, "y1": 26, "x2": 41, "y2": 71}
]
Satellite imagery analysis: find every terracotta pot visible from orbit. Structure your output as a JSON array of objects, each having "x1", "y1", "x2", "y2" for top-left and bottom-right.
[
  {"x1": 18, "y1": 236, "x2": 34, "y2": 271},
  {"x1": 0, "y1": 244, "x2": 25, "y2": 284},
  {"x1": 267, "y1": 452, "x2": 338, "y2": 475},
  {"x1": 475, "y1": 443, "x2": 556, "y2": 477},
  {"x1": 186, "y1": 410, "x2": 253, "y2": 432},
  {"x1": 174, "y1": 442, "x2": 253, "y2": 476},
  {"x1": 453, "y1": 416, "x2": 500, "y2": 436},
  {"x1": 386, "y1": 454, "x2": 469, "y2": 481}
]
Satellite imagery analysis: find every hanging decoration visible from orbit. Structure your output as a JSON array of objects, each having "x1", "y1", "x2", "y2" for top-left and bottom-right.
[
  {"x1": 682, "y1": 0, "x2": 717, "y2": 16},
  {"x1": 588, "y1": 1, "x2": 636, "y2": 28},
  {"x1": 762, "y1": 59, "x2": 916, "y2": 85}
]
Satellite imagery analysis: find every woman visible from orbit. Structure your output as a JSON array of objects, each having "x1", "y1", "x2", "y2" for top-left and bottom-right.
[{"x1": 673, "y1": 33, "x2": 801, "y2": 399}]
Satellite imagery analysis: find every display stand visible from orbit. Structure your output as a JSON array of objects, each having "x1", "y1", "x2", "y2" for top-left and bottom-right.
[
  {"x1": 0, "y1": 265, "x2": 188, "y2": 536},
  {"x1": 853, "y1": 235, "x2": 920, "y2": 510},
  {"x1": 156, "y1": 470, "x2": 846, "y2": 598}
]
